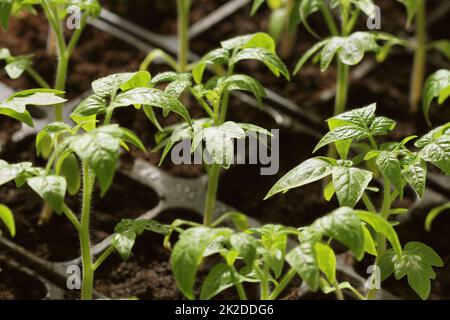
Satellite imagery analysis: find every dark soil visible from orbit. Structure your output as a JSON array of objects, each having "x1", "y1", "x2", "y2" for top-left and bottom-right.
[{"x1": 0, "y1": 260, "x2": 48, "y2": 299}]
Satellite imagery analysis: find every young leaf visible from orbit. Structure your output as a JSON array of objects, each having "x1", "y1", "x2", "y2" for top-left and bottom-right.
[
  {"x1": 5, "y1": 56, "x2": 31, "y2": 79},
  {"x1": 0, "y1": 161, "x2": 33, "y2": 186},
  {"x1": 58, "y1": 154, "x2": 81, "y2": 196},
  {"x1": 114, "y1": 87, "x2": 191, "y2": 125},
  {"x1": 230, "y1": 233, "x2": 257, "y2": 266},
  {"x1": 312, "y1": 207, "x2": 365, "y2": 260},
  {"x1": 419, "y1": 135, "x2": 450, "y2": 175},
  {"x1": 314, "y1": 242, "x2": 336, "y2": 283},
  {"x1": 355, "y1": 210, "x2": 402, "y2": 256},
  {"x1": 397, "y1": 0, "x2": 420, "y2": 25},
  {"x1": 286, "y1": 242, "x2": 319, "y2": 291},
  {"x1": 200, "y1": 263, "x2": 242, "y2": 300},
  {"x1": 362, "y1": 225, "x2": 377, "y2": 256},
  {"x1": 332, "y1": 166, "x2": 372, "y2": 208},
  {"x1": 422, "y1": 69, "x2": 450, "y2": 125},
  {"x1": 314, "y1": 125, "x2": 368, "y2": 153},
  {"x1": 171, "y1": 227, "x2": 232, "y2": 300},
  {"x1": 27, "y1": 175, "x2": 66, "y2": 214},
  {"x1": 232, "y1": 47, "x2": 290, "y2": 80},
  {"x1": 69, "y1": 126, "x2": 121, "y2": 195},
  {"x1": 194, "y1": 122, "x2": 246, "y2": 168},
  {"x1": 375, "y1": 151, "x2": 403, "y2": 198},
  {"x1": 71, "y1": 95, "x2": 107, "y2": 117},
  {"x1": 380, "y1": 242, "x2": 443, "y2": 300},
  {"x1": 223, "y1": 74, "x2": 266, "y2": 108},
  {"x1": 0, "y1": 90, "x2": 67, "y2": 126},
  {"x1": 92, "y1": 72, "x2": 150, "y2": 98},
  {"x1": 112, "y1": 219, "x2": 170, "y2": 260},
  {"x1": 294, "y1": 39, "x2": 328, "y2": 74},
  {"x1": 0, "y1": 204, "x2": 15, "y2": 237},
  {"x1": 265, "y1": 157, "x2": 333, "y2": 199},
  {"x1": 192, "y1": 48, "x2": 230, "y2": 84},
  {"x1": 402, "y1": 158, "x2": 427, "y2": 198}
]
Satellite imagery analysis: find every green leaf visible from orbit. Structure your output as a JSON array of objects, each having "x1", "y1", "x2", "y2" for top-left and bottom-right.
[
  {"x1": 114, "y1": 87, "x2": 191, "y2": 125},
  {"x1": 402, "y1": 158, "x2": 427, "y2": 198},
  {"x1": 0, "y1": 204, "x2": 15, "y2": 237},
  {"x1": 419, "y1": 135, "x2": 450, "y2": 175},
  {"x1": 314, "y1": 242, "x2": 336, "y2": 282},
  {"x1": 5, "y1": 56, "x2": 30, "y2": 79},
  {"x1": 200, "y1": 263, "x2": 246, "y2": 300},
  {"x1": 286, "y1": 242, "x2": 319, "y2": 291},
  {"x1": 232, "y1": 47, "x2": 290, "y2": 80},
  {"x1": 370, "y1": 116, "x2": 396, "y2": 135},
  {"x1": 314, "y1": 125, "x2": 368, "y2": 153},
  {"x1": 221, "y1": 32, "x2": 276, "y2": 52},
  {"x1": 294, "y1": 39, "x2": 328, "y2": 74},
  {"x1": 27, "y1": 175, "x2": 66, "y2": 214},
  {"x1": 192, "y1": 48, "x2": 230, "y2": 84},
  {"x1": 70, "y1": 126, "x2": 121, "y2": 195},
  {"x1": 72, "y1": 95, "x2": 107, "y2": 117},
  {"x1": 425, "y1": 203, "x2": 450, "y2": 232},
  {"x1": 230, "y1": 233, "x2": 257, "y2": 266},
  {"x1": 397, "y1": 0, "x2": 420, "y2": 25},
  {"x1": 223, "y1": 74, "x2": 266, "y2": 108},
  {"x1": 195, "y1": 122, "x2": 246, "y2": 168},
  {"x1": 334, "y1": 103, "x2": 377, "y2": 126},
  {"x1": 362, "y1": 225, "x2": 377, "y2": 255},
  {"x1": 91, "y1": 72, "x2": 150, "y2": 98},
  {"x1": 265, "y1": 157, "x2": 333, "y2": 199},
  {"x1": 255, "y1": 224, "x2": 287, "y2": 278},
  {"x1": 36, "y1": 122, "x2": 72, "y2": 157},
  {"x1": 423, "y1": 69, "x2": 450, "y2": 125},
  {"x1": 0, "y1": 161, "x2": 33, "y2": 186},
  {"x1": 171, "y1": 227, "x2": 232, "y2": 300},
  {"x1": 312, "y1": 207, "x2": 365, "y2": 260},
  {"x1": 375, "y1": 151, "x2": 403, "y2": 198},
  {"x1": 112, "y1": 219, "x2": 170, "y2": 260},
  {"x1": 58, "y1": 154, "x2": 80, "y2": 196},
  {"x1": 327, "y1": 118, "x2": 352, "y2": 159},
  {"x1": 332, "y1": 166, "x2": 372, "y2": 208},
  {"x1": 380, "y1": 242, "x2": 443, "y2": 300},
  {"x1": 355, "y1": 210, "x2": 402, "y2": 256},
  {"x1": 0, "y1": 91, "x2": 66, "y2": 126}
]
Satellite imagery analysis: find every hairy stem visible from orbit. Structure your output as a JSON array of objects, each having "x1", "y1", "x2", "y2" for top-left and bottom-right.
[
  {"x1": 177, "y1": 0, "x2": 190, "y2": 72},
  {"x1": 203, "y1": 163, "x2": 220, "y2": 227},
  {"x1": 367, "y1": 179, "x2": 392, "y2": 300},
  {"x1": 80, "y1": 163, "x2": 94, "y2": 300},
  {"x1": 409, "y1": 0, "x2": 426, "y2": 113}
]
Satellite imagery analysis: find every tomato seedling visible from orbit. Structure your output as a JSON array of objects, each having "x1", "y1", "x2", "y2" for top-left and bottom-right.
[
  {"x1": 167, "y1": 206, "x2": 406, "y2": 300},
  {"x1": 0, "y1": 70, "x2": 197, "y2": 299},
  {"x1": 154, "y1": 32, "x2": 289, "y2": 226},
  {"x1": 0, "y1": 0, "x2": 102, "y2": 223},
  {"x1": 396, "y1": 0, "x2": 450, "y2": 113},
  {"x1": 266, "y1": 104, "x2": 447, "y2": 299},
  {"x1": 294, "y1": 0, "x2": 404, "y2": 117},
  {"x1": 250, "y1": 0, "x2": 301, "y2": 57}
]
